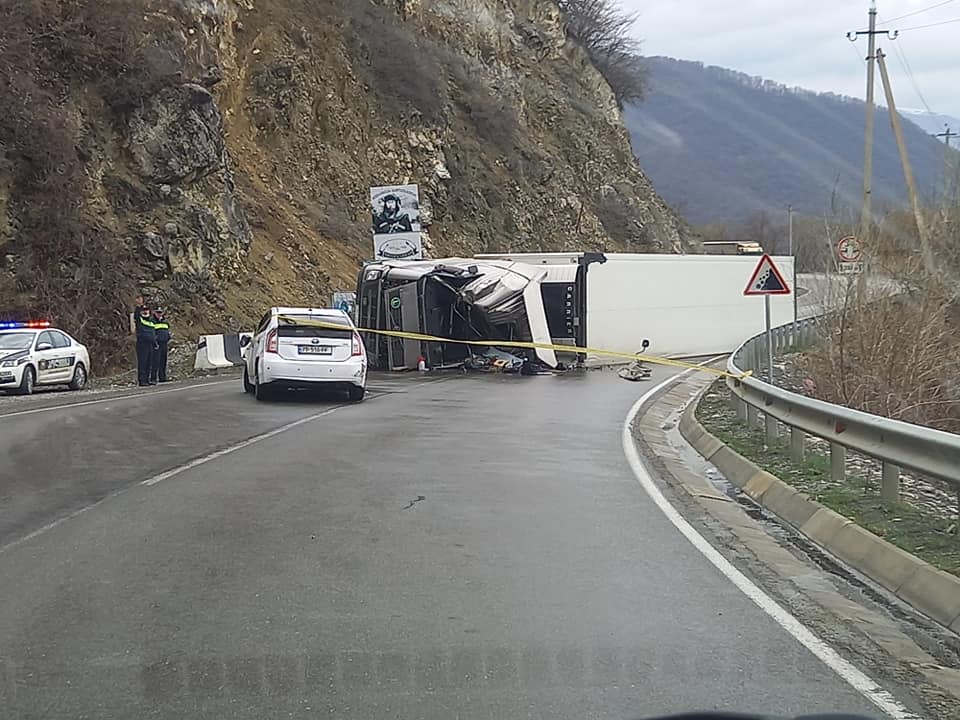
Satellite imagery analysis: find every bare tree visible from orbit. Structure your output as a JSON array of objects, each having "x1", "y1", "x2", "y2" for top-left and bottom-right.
[{"x1": 556, "y1": 0, "x2": 648, "y2": 106}]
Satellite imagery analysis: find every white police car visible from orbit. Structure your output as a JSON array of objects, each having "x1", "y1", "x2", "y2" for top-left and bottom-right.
[{"x1": 0, "y1": 322, "x2": 91, "y2": 395}]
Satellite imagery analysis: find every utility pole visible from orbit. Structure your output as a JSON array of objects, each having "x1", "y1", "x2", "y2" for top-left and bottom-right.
[
  {"x1": 933, "y1": 126, "x2": 958, "y2": 203},
  {"x1": 788, "y1": 205, "x2": 797, "y2": 325},
  {"x1": 876, "y1": 48, "x2": 936, "y2": 278},
  {"x1": 934, "y1": 126, "x2": 958, "y2": 147},
  {"x1": 787, "y1": 205, "x2": 794, "y2": 256},
  {"x1": 848, "y1": 2, "x2": 897, "y2": 298}
]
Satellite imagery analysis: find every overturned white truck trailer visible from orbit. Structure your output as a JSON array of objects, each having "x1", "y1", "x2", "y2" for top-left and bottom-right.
[
  {"x1": 356, "y1": 253, "x2": 795, "y2": 370},
  {"x1": 474, "y1": 252, "x2": 796, "y2": 365}
]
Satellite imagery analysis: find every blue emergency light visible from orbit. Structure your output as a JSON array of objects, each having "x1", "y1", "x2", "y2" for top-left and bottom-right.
[{"x1": 0, "y1": 321, "x2": 51, "y2": 329}]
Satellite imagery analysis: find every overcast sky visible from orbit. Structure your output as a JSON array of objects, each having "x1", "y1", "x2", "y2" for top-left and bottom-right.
[{"x1": 624, "y1": 0, "x2": 959, "y2": 120}]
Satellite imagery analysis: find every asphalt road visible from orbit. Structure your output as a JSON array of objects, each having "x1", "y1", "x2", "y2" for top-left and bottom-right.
[{"x1": 0, "y1": 370, "x2": 884, "y2": 719}]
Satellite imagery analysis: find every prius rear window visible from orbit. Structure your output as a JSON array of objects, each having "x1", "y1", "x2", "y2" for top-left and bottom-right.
[{"x1": 277, "y1": 316, "x2": 352, "y2": 339}]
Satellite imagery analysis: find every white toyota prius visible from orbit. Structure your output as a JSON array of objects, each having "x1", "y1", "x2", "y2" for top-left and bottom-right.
[
  {"x1": 241, "y1": 307, "x2": 367, "y2": 402},
  {"x1": 0, "y1": 322, "x2": 91, "y2": 395}
]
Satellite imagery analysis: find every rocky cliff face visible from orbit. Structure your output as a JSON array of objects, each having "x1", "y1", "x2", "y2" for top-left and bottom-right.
[{"x1": 0, "y1": 0, "x2": 689, "y2": 367}]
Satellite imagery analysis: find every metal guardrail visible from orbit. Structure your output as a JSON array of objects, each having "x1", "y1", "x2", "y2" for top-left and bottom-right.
[{"x1": 725, "y1": 318, "x2": 960, "y2": 497}]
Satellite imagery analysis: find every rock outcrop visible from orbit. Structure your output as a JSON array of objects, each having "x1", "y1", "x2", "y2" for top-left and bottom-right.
[{"x1": 0, "y1": 0, "x2": 690, "y2": 366}]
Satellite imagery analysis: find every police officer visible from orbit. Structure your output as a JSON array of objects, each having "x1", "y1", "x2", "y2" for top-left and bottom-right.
[
  {"x1": 135, "y1": 305, "x2": 157, "y2": 386},
  {"x1": 151, "y1": 307, "x2": 171, "y2": 383},
  {"x1": 131, "y1": 294, "x2": 146, "y2": 335}
]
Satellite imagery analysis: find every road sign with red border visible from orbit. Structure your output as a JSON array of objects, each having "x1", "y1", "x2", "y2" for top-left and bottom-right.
[
  {"x1": 837, "y1": 236, "x2": 863, "y2": 262},
  {"x1": 743, "y1": 254, "x2": 791, "y2": 296}
]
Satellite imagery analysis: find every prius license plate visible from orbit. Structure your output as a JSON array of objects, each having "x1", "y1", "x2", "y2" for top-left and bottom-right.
[{"x1": 299, "y1": 345, "x2": 332, "y2": 355}]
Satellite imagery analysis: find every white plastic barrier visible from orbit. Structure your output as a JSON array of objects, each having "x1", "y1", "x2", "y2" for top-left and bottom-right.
[{"x1": 194, "y1": 333, "x2": 253, "y2": 370}]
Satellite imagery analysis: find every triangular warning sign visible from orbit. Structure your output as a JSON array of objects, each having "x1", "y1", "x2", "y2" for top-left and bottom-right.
[{"x1": 744, "y1": 254, "x2": 791, "y2": 296}]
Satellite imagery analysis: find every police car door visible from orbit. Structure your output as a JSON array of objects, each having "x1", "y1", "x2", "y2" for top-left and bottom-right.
[
  {"x1": 34, "y1": 331, "x2": 62, "y2": 384},
  {"x1": 49, "y1": 330, "x2": 77, "y2": 381}
]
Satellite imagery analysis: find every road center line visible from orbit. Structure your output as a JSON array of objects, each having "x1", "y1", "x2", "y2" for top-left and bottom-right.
[
  {"x1": 141, "y1": 406, "x2": 342, "y2": 486},
  {"x1": 621, "y1": 363, "x2": 920, "y2": 720},
  {"x1": 0, "y1": 405, "x2": 344, "y2": 555}
]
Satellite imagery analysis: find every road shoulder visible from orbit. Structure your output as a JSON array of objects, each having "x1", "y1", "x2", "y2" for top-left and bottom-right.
[
  {"x1": 632, "y1": 371, "x2": 960, "y2": 720},
  {"x1": 0, "y1": 371, "x2": 241, "y2": 417}
]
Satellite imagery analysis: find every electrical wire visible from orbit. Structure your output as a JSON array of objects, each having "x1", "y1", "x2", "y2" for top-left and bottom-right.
[
  {"x1": 889, "y1": 41, "x2": 934, "y2": 114},
  {"x1": 883, "y1": 0, "x2": 955, "y2": 23},
  {"x1": 847, "y1": 36, "x2": 866, "y2": 65},
  {"x1": 897, "y1": 16, "x2": 960, "y2": 31},
  {"x1": 876, "y1": 11, "x2": 940, "y2": 116}
]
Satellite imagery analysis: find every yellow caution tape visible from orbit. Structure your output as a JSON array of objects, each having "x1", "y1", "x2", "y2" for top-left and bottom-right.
[{"x1": 277, "y1": 315, "x2": 748, "y2": 379}]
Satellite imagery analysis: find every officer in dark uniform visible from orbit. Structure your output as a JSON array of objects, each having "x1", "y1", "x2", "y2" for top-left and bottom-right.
[
  {"x1": 131, "y1": 294, "x2": 146, "y2": 335},
  {"x1": 135, "y1": 306, "x2": 157, "y2": 386},
  {"x1": 150, "y1": 307, "x2": 171, "y2": 383}
]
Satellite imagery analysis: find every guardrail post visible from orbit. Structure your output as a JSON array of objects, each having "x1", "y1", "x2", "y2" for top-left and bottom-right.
[
  {"x1": 830, "y1": 443, "x2": 846, "y2": 482},
  {"x1": 747, "y1": 403, "x2": 759, "y2": 428},
  {"x1": 881, "y1": 463, "x2": 901, "y2": 502},
  {"x1": 752, "y1": 343, "x2": 761, "y2": 374},
  {"x1": 765, "y1": 414, "x2": 779, "y2": 443},
  {"x1": 790, "y1": 427, "x2": 805, "y2": 462},
  {"x1": 730, "y1": 392, "x2": 747, "y2": 421}
]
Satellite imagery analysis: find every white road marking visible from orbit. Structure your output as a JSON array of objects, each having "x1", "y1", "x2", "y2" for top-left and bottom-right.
[
  {"x1": 141, "y1": 407, "x2": 341, "y2": 486},
  {"x1": 0, "y1": 380, "x2": 237, "y2": 419},
  {"x1": 622, "y1": 363, "x2": 921, "y2": 720},
  {"x1": 0, "y1": 406, "x2": 345, "y2": 555},
  {"x1": 0, "y1": 504, "x2": 103, "y2": 555}
]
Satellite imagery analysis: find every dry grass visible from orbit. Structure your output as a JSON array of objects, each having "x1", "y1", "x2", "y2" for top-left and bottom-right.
[
  {"x1": 800, "y1": 289, "x2": 960, "y2": 432},
  {"x1": 797, "y1": 193, "x2": 960, "y2": 433}
]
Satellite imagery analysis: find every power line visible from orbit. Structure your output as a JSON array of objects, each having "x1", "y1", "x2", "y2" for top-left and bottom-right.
[
  {"x1": 890, "y1": 40, "x2": 935, "y2": 113},
  {"x1": 847, "y1": 36, "x2": 867, "y2": 65},
  {"x1": 876, "y1": 11, "x2": 938, "y2": 116},
  {"x1": 883, "y1": 0, "x2": 955, "y2": 23},
  {"x1": 897, "y1": 16, "x2": 960, "y2": 31}
]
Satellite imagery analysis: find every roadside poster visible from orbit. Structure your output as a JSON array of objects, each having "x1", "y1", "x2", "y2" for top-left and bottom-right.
[{"x1": 370, "y1": 184, "x2": 423, "y2": 261}]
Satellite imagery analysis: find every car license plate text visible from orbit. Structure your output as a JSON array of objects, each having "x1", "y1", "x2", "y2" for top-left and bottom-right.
[{"x1": 299, "y1": 345, "x2": 333, "y2": 355}]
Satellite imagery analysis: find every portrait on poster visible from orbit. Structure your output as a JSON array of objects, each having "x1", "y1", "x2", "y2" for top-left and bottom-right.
[{"x1": 370, "y1": 184, "x2": 421, "y2": 236}]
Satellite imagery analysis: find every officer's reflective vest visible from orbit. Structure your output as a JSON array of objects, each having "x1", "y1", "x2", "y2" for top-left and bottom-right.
[
  {"x1": 153, "y1": 320, "x2": 170, "y2": 343},
  {"x1": 136, "y1": 314, "x2": 156, "y2": 341}
]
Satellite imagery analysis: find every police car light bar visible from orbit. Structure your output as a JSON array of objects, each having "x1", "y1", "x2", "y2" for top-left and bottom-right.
[{"x1": 0, "y1": 321, "x2": 51, "y2": 329}]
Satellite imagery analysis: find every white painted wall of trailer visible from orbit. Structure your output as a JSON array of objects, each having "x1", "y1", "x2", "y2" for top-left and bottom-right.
[
  {"x1": 476, "y1": 252, "x2": 796, "y2": 363},
  {"x1": 583, "y1": 254, "x2": 795, "y2": 362}
]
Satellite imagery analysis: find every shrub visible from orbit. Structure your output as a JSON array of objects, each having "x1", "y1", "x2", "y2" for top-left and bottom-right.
[
  {"x1": 556, "y1": 0, "x2": 648, "y2": 106},
  {"x1": 0, "y1": 0, "x2": 174, "y2": 369}
]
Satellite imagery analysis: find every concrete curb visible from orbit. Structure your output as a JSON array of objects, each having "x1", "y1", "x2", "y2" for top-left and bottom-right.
[{"x1": 680, "y1": 392, "x2": 960, "y2": 634}]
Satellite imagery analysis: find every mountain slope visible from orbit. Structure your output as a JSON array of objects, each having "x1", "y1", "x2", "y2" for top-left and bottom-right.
[
  {"x1": 624, "y1": 56, "x2": 951, "y2": 225},
  {"x1": 900, "y1": 109, "x2": 960, "y2": 138},
  {"x1": 0, "y1": 0, "x2": 688, "y2": 367}
]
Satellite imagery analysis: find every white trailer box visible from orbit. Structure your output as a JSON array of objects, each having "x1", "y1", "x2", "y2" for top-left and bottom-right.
[{"x1": 475, "y1": 253, "x2": 796, "y2": 363}]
